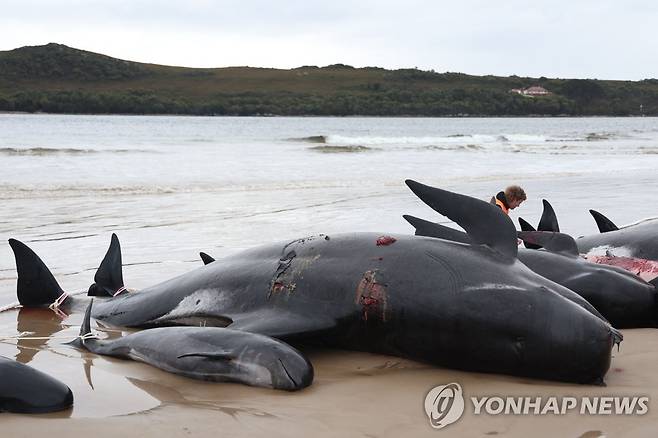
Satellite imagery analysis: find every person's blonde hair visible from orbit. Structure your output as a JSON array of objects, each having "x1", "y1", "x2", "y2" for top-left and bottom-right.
[{"x1": 505, "y1": 185, "x2": 526, "y2": 202}]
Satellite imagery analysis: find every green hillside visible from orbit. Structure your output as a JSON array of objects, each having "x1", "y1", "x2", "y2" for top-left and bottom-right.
[{"x1": 0, "y1": 43, "x2": 657, "y2": 116}]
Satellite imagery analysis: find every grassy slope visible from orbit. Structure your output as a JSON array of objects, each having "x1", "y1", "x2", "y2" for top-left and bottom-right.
[{"x1": 1, "y1": 43, "x2": 657, "y2": 115}]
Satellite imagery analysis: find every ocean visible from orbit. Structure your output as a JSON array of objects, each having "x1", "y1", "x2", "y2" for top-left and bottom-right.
[{"x1": 1, "y1": 114, "x2": 658, "y2": 422}]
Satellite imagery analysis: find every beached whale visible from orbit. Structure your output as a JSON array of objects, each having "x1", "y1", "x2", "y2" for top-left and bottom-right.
[
  {"x1": 519, "y1": 201, "x2": 658, "y2": 280},
  {"x1": 403, "y1": 215, "x2": 658, "y2": 328},
  {"x1": 9, "y1": 182, "x2": 621, "y2": 384},
  {"x1": 0, "y1": 356, "x2": 73, "y2": 413},
  {"x1": 580, "y1": 211, "x2": 658, "y2": 261},
  {"x1": 69, "y1": 301, "x2": 312, "y2": 390}
]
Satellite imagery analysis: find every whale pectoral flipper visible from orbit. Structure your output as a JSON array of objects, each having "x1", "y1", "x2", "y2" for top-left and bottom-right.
[
  {"x1": 177, "y1": 352, "x2": 233, "y2": 360},
  {"x1": 229, "y1": 309, "x2": 336, "y2": 339}
]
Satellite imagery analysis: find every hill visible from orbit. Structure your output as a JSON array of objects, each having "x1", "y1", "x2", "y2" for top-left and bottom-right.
[{"x1": 0, "y1": 43, "x2": 657, "y2": 116}]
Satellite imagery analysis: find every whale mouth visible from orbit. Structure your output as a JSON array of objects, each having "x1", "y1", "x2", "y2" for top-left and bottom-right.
[
  {"x1": 149, "y1": 315, "x2": 233, "y2": 328},
  {"x1": 611, "y1": 327, "x2": 623, "y2": 350},
  {"x1": 278, "y1": 358, "x2": 299, "y2": 389}
]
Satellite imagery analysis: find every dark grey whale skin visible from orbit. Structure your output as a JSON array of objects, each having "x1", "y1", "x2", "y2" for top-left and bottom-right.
[
  {"x1": 71, "y1": 302, "x2": 313, "y2": 391},
  {"x1": 81, "y1": 231, "x2": 617, "y2": 384},
  {"x1": 0, "y1": 356, "x2": 73, "y2": 414},
  {"x1": 577, "y1": 219, "x2": 658, "y2": 261},
  {"x1": 522, "y1": 200, "x2": 658, "y2": 261},
  {"x1": 404, "y1": 215, "x2": 658, "y2": 329},
  {"x1": 517, "y1": 249, "x2": 658, "y2": 328},
  {"x1": 9, "y1": 182, "x2": 619, "y2": 384}
]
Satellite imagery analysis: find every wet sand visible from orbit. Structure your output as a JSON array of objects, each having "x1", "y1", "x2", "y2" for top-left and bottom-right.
[
  {"x1": 2, "y1": 115, "x2": 658, "y2": 436},
  {"x1": 2, "y1": 306, "x2": 658, "y2": 437}
]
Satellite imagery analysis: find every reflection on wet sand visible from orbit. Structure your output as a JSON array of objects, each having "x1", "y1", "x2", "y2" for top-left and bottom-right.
[
  {"x1": 3, "y1": 300, "x2": 658, "y2": 436},
  {"x1": 15, "y1": 307, "x2": 69, "y2": 363},
  {"x1": 127, "y1": 377, "x2": 276, "y2": 419},
  {"x1": 0, "y1": 306, "x2": 162, "y2": 418}
]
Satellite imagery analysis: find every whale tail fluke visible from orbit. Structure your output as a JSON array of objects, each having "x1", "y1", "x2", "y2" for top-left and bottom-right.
[
  {"x1": 88, "y1": 233, "x2": 124, "y2": 297},
  {"x1": 589, "y1": 210, "x2": 619, "y2": 233},
  {"x1": 200, "y1": 252, "x2": 216, "y2": 265},
  {"x1": 8, "y1": 238, "x2": 66, "y2": 307}
]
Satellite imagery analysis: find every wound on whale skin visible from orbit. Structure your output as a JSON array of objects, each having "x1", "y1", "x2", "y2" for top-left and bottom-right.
[
  {"x1": 584, "y1": 255, "x2": 658, "y2": 282},
  {"x1": 356, "y1": 270, "x2": 388, "y2": 322},
  {"x1": 268, "y1": 250, "x2": 297, "y2": 297},
  {"x1": 376, "y1": 236, "x2": 397, "y2": 246}
]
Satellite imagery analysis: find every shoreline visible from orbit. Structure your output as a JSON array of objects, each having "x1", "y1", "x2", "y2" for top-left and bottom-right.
[{"x1": 0, "y1": 111, "x2": 655, "y2": 119}]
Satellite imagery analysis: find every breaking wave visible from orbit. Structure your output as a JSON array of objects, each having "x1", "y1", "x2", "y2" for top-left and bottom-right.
[
  {"x1": 290, "y1": 130, "x2": 650, "y2": 155},
  {"x1": 308, "y1": 145, "x2": 375, "y2": 153},
  {"x1": 289, "y1": 135, "x2": 328, "y2": 143},
  {"x1": 422, "y1": 144, "x2": 484, "y2": 151},
  {"x1": 0, "y1": 147, "x2": 156, "y2": 156}
]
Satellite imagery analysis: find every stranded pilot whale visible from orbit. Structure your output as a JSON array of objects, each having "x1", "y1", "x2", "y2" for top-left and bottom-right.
[
  {"x1": 519, "y1": 201, "x2": 658, "y2": 280},
  {"x1": 69, "y1": 301, "x2": 313, "y2": 390},
  {"x1": 580, "y1": 211, "x2": 658, "y2": 261},
  {"x1": 10, "y1": 182, "x2": 620, "y2": 384},
  {"x1": 404, "y1": 214, "x2": 658, "y2": 328},
  {"x1": 521, "y1": 199, "x2": 658, "y2": 260},
  {"x1": 0, "y1": 356, "x2": 73, "y2": 413}
]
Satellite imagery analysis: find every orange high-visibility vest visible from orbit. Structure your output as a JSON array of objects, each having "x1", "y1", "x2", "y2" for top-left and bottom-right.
[{"x1": 495, "y1": 198, "x2": 509, "y2": 215}]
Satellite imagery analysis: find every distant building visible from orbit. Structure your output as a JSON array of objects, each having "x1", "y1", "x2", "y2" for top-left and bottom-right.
[
  {"x1": 524, "y1": 86, "x2": 550, "y2": 96},
  {"x1": 509, "y1": 86, "x2": 551, "y2": 96}
]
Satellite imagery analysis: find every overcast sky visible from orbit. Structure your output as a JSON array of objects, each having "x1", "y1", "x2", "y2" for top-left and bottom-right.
[{"x1": 2, "y1": 0, "x2": 657, "y2": 80}]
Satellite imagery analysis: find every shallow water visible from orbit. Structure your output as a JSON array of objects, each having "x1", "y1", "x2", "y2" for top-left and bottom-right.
[{"x1": 1, "y1": 115, "x2": 658, "y2": 428}]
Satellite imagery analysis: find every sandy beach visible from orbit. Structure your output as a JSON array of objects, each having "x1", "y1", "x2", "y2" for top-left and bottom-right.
[
  {"x1": 2, "y1": 115, "x2": 658, "y2": 437},
  {"x1": 2, "y1": 304, "x2": 658, "y2": 437}
]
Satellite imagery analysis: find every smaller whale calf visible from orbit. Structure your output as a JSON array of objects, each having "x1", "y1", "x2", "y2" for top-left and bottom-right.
[
  {"x1": 0, "y1": 356, "x2": 73, "y2": 413},
  {"x1": 70, "y1": 301, "x2": 314, "y2": 391}
]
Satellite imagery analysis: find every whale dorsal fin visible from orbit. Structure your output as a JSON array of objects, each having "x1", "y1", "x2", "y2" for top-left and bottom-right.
[
  {"x1": 517, "y1": 218, "x2": 541, "y2": 249},
  {"x1": 8, "y1": 239, "x2": 65, "y2": 307},
  {"x1": 89, "y1": 234, "x2": 124, "y2": 297},
  {"x1": 405, "y1": 180, "x2": 518, "y2": 259},
  {"x1": 538, "y1": 199, "x2": 560, "y2": 232},
  {"x1": 518, "y1": 217, "x2": 536, "y2": 232},
  {"x1": 402, "y1": 215, "x2": 470, "y2": 243},
  {"x1": 67, "y1": 300, "x2": 95, "y2": 350},
  {"x1": 200, "y1": 252, "x2": 215, "y2": 265},
  {"x1": 517, "y1": 231, "x2": 580, "y2": 257},
  {"x1": 589, "y1": 210, "x2": 619, "y2": 233}
]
